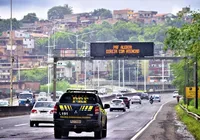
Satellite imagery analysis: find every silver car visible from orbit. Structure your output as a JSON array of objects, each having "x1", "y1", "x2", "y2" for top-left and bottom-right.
[
  {"x1": 110, "y1": 99, "x2": 126, "y2": 112},
  {"x1": 153, "y1": 94, "x2": 161, "y2": 102},
  {"x1": 131, "y1": 96, "x2": 141, "y2": 104}
]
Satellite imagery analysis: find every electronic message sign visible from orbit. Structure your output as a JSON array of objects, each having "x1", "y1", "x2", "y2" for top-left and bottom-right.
[{"x1": 90, "y1": 42, "x2": 154, "y2": 59}]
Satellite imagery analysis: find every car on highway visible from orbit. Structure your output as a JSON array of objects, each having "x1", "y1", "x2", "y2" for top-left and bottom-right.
[
  {"x1": 118, "y1": 96, "x2": 130, "y2": 109},
  {"x1": 30, "y1": 101, "x2": 56, "y2": 127},
  {"x1": 131, "y1": 96, "x2": 141, "y2": 104},
  {"x1": 115, "y1": 93, "x2": 123, "y2": 98},
  {"x1": 140, "y1": 92, "x2": 149, "y2": 100},
  {"x1": 110, "y1": 99, "x2": 126, "y2": 112},
  {"x1": 53, "y1": 89, "x2": 110, "y2": 139},
  {"x1": 18, "y1": 91, "x2": 35, "y2": 106},
  {"x1": 173, "y1": 91, "x2": 179, "y2": 98},
  {"x1": 51, "y1": 91, "x2": 64, "y2": 101},
  {"x1": 0, "y1": 100, "x2": 9, "y2": 106},
  {"x1": 136, "y1": 91, "x2": 144, "y2": 98},
  {"x1": 153, "y1": 94, "x2": 161, "y2": 102}
]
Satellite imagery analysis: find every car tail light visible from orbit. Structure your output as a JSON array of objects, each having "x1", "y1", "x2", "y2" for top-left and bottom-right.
[
  {"x1": 53, "y1": 105, "x2": 58, "y2": 114},
  {"x1": 121, "y1": 102, "x2": 125, "y2": 105},
  {"x1": 31, "y1": 109, "x2": 37, "y2": 114},
  {"x1": 94, "y1": 106, "x2": 100, "y2": 115},
  {"x1": 50, "y1": 110, "x2": 54, "y2": 114}
]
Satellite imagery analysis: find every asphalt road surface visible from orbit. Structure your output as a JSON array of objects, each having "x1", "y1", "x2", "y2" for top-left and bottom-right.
[{"x1": 0, "y1": 93, "x2": 174, "y2": 140}]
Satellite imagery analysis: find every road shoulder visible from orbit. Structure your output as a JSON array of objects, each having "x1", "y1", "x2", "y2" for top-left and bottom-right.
[{"x1": 135, "y1": 100, "x2": 194, "y2": 140}]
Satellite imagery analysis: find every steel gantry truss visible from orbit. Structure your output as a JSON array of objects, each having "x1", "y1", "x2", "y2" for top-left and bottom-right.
[{"x1": 52, "y1": 48, "x2": 186, "y2": 101}]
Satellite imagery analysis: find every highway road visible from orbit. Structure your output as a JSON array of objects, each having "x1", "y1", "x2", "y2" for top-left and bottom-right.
[{"x1": 0, "y1": 93, "x2": 175, "y2": 140}]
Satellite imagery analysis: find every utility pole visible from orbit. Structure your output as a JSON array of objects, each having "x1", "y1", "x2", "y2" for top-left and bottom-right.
[
  {"x1": 129, "y1": 67, "x2": 130, "y2": 83},
  {"x1": 98, "y1": 60, "x2": 100, "y2": 88},
  {"x1": 9, "y1": 0, "x2": 13, "y2": 106},
  {"x1": 136, "y1": 60, "x2": 139, "y2": 90},
  {"x1": 162, "y1": 60, "x2": 164, "y2": 91},
  {"x1": 194, "y1": 57, "x2": 198, "y2": 109}
]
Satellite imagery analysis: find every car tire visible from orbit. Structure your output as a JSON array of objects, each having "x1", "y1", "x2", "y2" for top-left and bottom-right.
[
  {"x1": 30, "y1": 121, "x2": 34, "y2": 127},
  {"x1": 110, "y1": 109, "x2": 113, "y2": 112},
  {"x1": 54, "y1": 127, "x2": 62, "y2": 139},
  {"x1": 102, "y1": 122, "x2": 107, "y2": 138},
  {"x1": 139, "y1": 102, "x2": 141, "y2": 104},
  {"x1": 123, "y1": 109, "x2": 126, "y2": 112},
  {"x1": 94, "y1": 129, "x2": 102, "y2": 139},
  {"x1": 128, "y1": 106, "x2": 130, "y2": 109},
  {"x1": 132, "y1": 102, "x2": 133, "y2": 104},
  {"x1": 63, "y1": 131, "x2": 69, "y2": 137}
]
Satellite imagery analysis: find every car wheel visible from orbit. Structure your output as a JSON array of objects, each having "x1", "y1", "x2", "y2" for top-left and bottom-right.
[
  {"x1": 110, "y1": 109, "x2": 113, "y2": 112},
  {"x1": 54, "y1": 127, "x2": 62, "y2": 139},
  {"x1": 139, "y1": 102, "x2": 141, "y2": 104},
  {"x1": 128, "y1": 106, "x2": 130, "y2": 109},
  {"x1": 94, "y1": 129, "x2": 102, "y2": 139},
  {"x1": 30, "y1": 121, "x2": 34, "y2": 127},
  {"x1": 132, "y1": 102, "x2": 133, "y2": 104},
  {"x1": 123, "y1": 109, "x2": 126, "y2": 112},
  {"x1": 102, "y1": 122, "x2": 107, "y2": 138},
  {"x1": 63, "y1": 131, "x2": 69, "y2": 137}
]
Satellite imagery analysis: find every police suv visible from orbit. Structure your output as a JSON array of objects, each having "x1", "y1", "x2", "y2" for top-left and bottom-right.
[{"x1": 53, "y1": 89, "x2": 110, "y2": 139}]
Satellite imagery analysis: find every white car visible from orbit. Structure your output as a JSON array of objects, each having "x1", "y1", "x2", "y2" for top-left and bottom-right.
[
  {"x1": 30, "y1": 101, "x2": 56, "y2": 127},
  {"x1": 131, "y1": 96, "x2": 141, "y2": 104},
  {"x1": 153, "y1": 94, "x2": 161, "y2": 102},
  {"x1": 110, "y1": 99, "x2": 126, "y2": 112},
  {"x1": 173, "y1": 91, "x2": 179, "y2": 98},
  {"x1": 0, "y1": 100, "x2": 9, "y2": 106}
]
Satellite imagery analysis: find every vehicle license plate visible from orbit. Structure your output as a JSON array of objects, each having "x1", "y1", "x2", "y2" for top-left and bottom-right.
[{"x1": 70, "y1": 120, "x2": 81, "y2": 124}]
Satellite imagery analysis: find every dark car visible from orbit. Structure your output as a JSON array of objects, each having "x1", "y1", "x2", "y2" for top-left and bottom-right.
[
  {"x1": 118, "y1": 96, "x2": 130, "y2": 109},
  {"x1": 53, "y1": 89, "x2": 110, "y2": 139},
  {"x1": 141, "y1": 92, "x2": 149, "y2": 100}
]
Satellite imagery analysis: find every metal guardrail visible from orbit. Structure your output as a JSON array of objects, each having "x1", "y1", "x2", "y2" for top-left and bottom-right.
[{"x1": 179, "y1": 104, "x2": 200, "y2": 121}]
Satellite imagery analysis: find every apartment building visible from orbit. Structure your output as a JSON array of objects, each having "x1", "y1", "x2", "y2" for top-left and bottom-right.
[{"x1": 113, "y1": 9, "x2": 134, "y2": 20}]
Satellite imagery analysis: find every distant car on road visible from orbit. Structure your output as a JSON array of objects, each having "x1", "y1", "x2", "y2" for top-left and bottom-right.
[
  {"x1": 141, "y1": 92, "x2": 149, "y2": 100},
  {"x1": 30, "y1": 101, "x2": 56, "y2": 127},
  {"x1": 173, "y1": 91, "x2": 179, "y2": 98},
  {"x1": 131, "y1": 96, "x2": 141, "y2": 104},
  {"x1": 115, "y1": 93, "x2": 123, "y2": 99},
  {"x1": 153, "y1": 94, "x2": 161, "y2": 102},
  {"x1": 110, "y1": 99, "x2": 126, "y2": 112},
  {"x1": 118, "y1": 96, "x2": 130, "y2": 109}
]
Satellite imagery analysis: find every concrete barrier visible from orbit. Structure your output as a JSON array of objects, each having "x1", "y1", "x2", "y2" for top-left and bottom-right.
[
  {"x1": 0, "y1": 106, "x2": 32, "y2": 117},
  {"x1": 0, "y1": 89, "x2": 176, "y2": 118}
]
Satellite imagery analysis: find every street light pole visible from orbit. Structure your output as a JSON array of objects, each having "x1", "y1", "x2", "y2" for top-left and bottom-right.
[
  {"x1": 9, "y1": 0, "x2": 13, "y2": 106},
  {"x1": 123, "y1": 60, "x2": 125, "y2": 88},
  {"x1": 118, "y1": 60, "x2": 120, "y2": 87},
  {"x1": 112, "y1": 60, "x2": 113, "y2": 90},
  {"x1": 98, "y1": 60, "x2": 100, "y2": 88},
  {"x1": 162, "y1": 60, "x2": 164, "y2": 91},
  {"x1": 129, "y1": 67, "x2": 130, "y2": 83},
  {"x1": 84, "y1": 43, "x2": 87, "y2": 89},
  {"x1": 136, "y1": 60, "x2": 139, "y2": 90}
]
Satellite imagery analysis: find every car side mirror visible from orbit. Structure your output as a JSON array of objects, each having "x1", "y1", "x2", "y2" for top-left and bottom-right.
[{"x1": 104, "y1": 104, "x2": 110, "y2": 109}]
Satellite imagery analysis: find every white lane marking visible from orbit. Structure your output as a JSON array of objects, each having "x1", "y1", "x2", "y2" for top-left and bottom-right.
[
  {"x1": 0, "y1": 115, "x2": 29, "y2": 120},
  {"x1": 14, "y1": 123, "x2": 28, "y2": 127},
  {"x1": 130, "y1": 100, "x2": 173, "y2": 140},
  {"x1": 115, "y1": 115, "x2": 119, "y2": 118}
]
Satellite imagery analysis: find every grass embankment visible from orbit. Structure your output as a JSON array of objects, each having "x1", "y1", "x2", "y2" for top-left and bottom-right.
[
  {"x1": 180, "y1": 99, "x2": 200, "y2": 115},
  {"x1": 175, "y1": 103, "x2": 200, "y2": 140}
]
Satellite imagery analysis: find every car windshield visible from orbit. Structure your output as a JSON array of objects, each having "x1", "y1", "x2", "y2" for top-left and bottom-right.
[
  {"x1": 34, "y1": 102, "x2": 55, "y2": 108},
  {"x1": 19, "y1": 94, "x2": 32, "y2": 99},
  {"x1": 112, "y1": 100, "x2": 122, "y2": 103},
  {"x1": 59, "y1": 93, "x2": 97, "y2": 104}
]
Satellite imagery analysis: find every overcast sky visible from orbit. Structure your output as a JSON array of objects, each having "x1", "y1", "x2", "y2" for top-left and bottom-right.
[{"x1": 0, "y1": 0, "x2": 199, "y2": 20}]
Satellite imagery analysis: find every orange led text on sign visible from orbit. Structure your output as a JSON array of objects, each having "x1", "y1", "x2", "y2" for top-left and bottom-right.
[{"x1": 105, "y1": 45, "x2": 140, "y2": 54}]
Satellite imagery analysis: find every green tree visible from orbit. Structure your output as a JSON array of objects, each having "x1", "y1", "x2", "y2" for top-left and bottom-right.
[
  {"x1": 92, "y1": 8, "x2": 112, "y2": 19},
  {"x1": 164, "y1": 11, "x2": 200, "y2": 92},
  {"x1": 48, "y1": 4, "x2": 73, "y2": 20},
  {"x1": 0, "y1": 18, "x2": 20, "y2": 33},
  {"x1": 21, "y1": 13, "x2": 39, "y2": 23},
  {"x1": 40, "y1": 81, "x2": 70, "y2": 92},
  {"x1": 20, "y1": 68, "x2": 48, "y2": 84}
]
